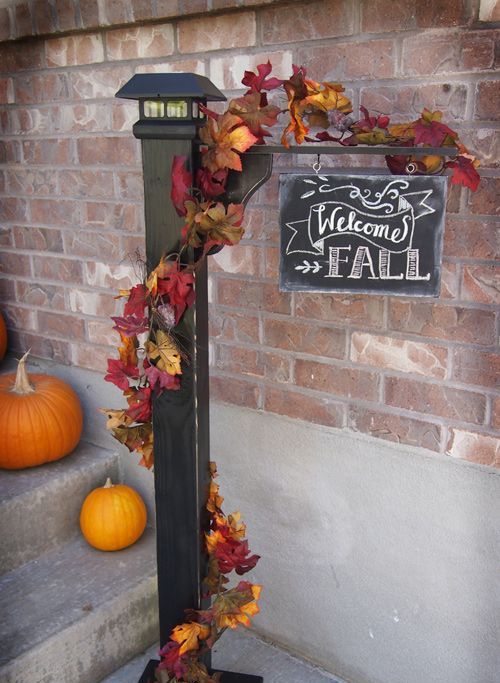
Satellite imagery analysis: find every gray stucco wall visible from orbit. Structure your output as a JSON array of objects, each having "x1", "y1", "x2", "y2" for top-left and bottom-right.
[{"x1": 14, "y1": 357, "x2": 500, "y2": 683}]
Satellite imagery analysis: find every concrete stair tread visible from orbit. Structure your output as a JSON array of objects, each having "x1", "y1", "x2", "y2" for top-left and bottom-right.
[
  {"x1": 0, "y1": 441, "x2": 119, "y2": 575},
  {"x1": 0, "y1": 529, "x2": 157, "y2": 669}
]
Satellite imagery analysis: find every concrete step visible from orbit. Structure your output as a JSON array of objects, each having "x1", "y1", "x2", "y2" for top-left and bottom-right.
[
  {"x1": 99, "y1": 629, "x2": 345, "y2": 683},
  {"x1": 0, "y1": 530, "x2": 158, "y2": 683},
  {"x1": 0, "y1": 441, "x2": 119, "y2": 575}
]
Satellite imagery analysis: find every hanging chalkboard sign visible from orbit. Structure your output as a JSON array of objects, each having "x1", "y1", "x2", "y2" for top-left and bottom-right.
[{"x1": 279, "y1": 173, "x2": 447, "y2": 297}]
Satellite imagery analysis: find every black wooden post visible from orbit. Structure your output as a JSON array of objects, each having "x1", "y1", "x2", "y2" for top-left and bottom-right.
[{"x1": 116, "y1": 74, "x2": 263, "y2": 683}]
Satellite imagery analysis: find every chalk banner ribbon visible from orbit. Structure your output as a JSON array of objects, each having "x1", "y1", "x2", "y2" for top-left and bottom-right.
[{"x1": 286, "y1": 185, "x2": 436, "y2": 255}]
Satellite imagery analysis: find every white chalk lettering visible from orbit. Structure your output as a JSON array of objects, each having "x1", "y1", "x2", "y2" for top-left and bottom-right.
[
  {"x1": 406, "y1": 248, "x2": 430, "y2": 281},
  {"x1": 327, "y1": 245, "x2": 351, "y2": 277},
  {"x1": 312, "y1": 202, "x2": 410, "y2": 245},
  {"x1": 349, "y1": 246, "x2": 377, "y2": 279},
  {"x1": 379, "y1": 249, "x2": 403, "y2": 280}
]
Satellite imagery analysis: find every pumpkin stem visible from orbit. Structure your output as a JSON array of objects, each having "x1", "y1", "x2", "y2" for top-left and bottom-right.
[
  {"x1": 104, "y1": 477, "x2": 114, "y2": 488},
  {"x1": 12, "y1": 350, "x2": 35, "y2": 395}
]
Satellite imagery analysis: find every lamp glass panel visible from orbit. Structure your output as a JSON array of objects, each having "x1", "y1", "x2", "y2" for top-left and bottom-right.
[
  {"x1": 167, "y1": 100, "x2": 188, "y2": 118},
  {"x1": 144, "y1": 100, "x2": 165, "y2": 118}
]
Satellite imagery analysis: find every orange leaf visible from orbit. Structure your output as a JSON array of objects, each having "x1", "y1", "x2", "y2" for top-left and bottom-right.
[
  {"x1": 200, "y1": 112, "x2": 257, "y2": 172},
  {"x1": 171, "y1": 622, "x2": 211, "y2": 655},
  {"x1": 118, "y1": 333, "x2": 138, "y2": 368}
]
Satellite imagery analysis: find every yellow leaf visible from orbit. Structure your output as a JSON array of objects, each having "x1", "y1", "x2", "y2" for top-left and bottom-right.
[
  {"x1": 171, "y1": 622, "x2": 210, "y2": 655},
  {"x1": 145, "y1": 330, "x2": 182, "y2": 376}
]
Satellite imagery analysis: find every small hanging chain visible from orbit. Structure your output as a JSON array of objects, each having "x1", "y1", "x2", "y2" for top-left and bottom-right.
[{"x1": 312, "y1": 153, "x2": 322, "y2": 175}]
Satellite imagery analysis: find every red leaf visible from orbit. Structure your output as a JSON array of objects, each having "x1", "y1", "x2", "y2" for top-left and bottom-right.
[
  {"x1": 196, "y1": 168, "x2": 228, "y2": 198},
  {"x1": 214, "y1": 538, "x2": 260, "y2": 576},
  {"x1": 158, "y1": 642, "x2": 188, "y2": 680},
  {"x1": 104, "y1": 358, "x2": 140, "y2": 391},
  {"x1": 125, "y1": 386, "x2": 152, "y2": 422},
  {"x1": 171, "y1": 155, "x2": 193, "y2": 217},
  {"x1": 111, "y1": 314, "x2": 149, "y2": 337},
  {"x1": 123, "y1": 284, "x2": 148, "y2": 318},
  {"x1": 155, "y1": 264, "x2": 195, "y2": 324},
  {"x1": 413, "y1": 109, "x2": 457, "y2": 147},
  {"x1": 448, "y1": 155, "x2": 481, "y2": 191},
  {"x1": 144, "y1": 362, "x2": 181, "y2": 391},
  {"x1": 242, "y1": 61, "x2": 283, "y2": 95}
]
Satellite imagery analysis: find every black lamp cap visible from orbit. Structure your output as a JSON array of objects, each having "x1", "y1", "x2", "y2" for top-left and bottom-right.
[{"x1": 115, "y1": 73, "x2": 226, "y2": 102}]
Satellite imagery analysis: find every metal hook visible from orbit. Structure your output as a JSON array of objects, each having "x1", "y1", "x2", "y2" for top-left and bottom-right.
[{"x1": 312, "y1": 154, "x2": 322, "y2": 175}]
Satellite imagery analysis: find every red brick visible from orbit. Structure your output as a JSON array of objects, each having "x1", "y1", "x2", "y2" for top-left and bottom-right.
[
  {"x1": 31, "y1": 199, "x2": 80, "y2": 227},
  {"x1": 440, "y1": 262, "x2": 460, "y2": 299},
  {"x1": 389, "y1": 301, "x2": 496, "y2": 346},
  {"x1": 447, "y1": 429, "x2": 499, "y2": 467},
  {"x1": 0, "y1": 252, "x2": 32, "y2": 277},
  {"x1": 13, "y1": 226, "x2": 63, "y2": 253},
  {"x1": 1, "y1": 198, "x2": 29, "y2": 223},
  {"x1": 217, "y1": 278, "x2": 291, "y2": 315},
  {"x1": 131, "y1": 0, "x2": 154, "y2": 20},
  {"x1": 15, "y1": 2, "x2": 33, "y2": 38},
  {"x1": 402, "y1": 32, "x2": 495, "y2": 77},
  {"x1": 461, "y1": 264, "x2": 499, "y2": 304},
  {"x1": 348, "y1": 406, "x2": 441, "y2": 452},
  {"x1": 21, "y1": 141, "x2": 71, "y2": 170},
  {"x1": 351, "y1": 332, "x2": 447, "y2": 379},
  {"x1": 71, "y1": 344, "x2": 110, "y2": 373},
  {"x1": 111, "y1": 101, "x2": 136, "y2": 132},
  {"x1": 492, "y1": 397, "x2": 500, "y2": 430},
  {"x1": 46, "y1": 34, "x2": 104, "y2": 67},
  {"x1": 361, "y1": 0, "x2": 415, "y2": 32},
  {"x1": 16, "y1": 280, "x2": 66, "y2": 311},
  {"x1": 0, "y1": 277, "x2": 16, "y2": 300},
  {"x1": 5, "y1": 168, "x2": 57, "y2": 196},
  {"x1": 360, "y1": 83, "x2": 468, "y2": 121},
  {"x1": 264, "y1": 318, "x2": 345, "y2": 359},
  {"x1": 86, "y1": 320, "x2": 116, "y2": 347},
  {"x1": 216, "y1": 344, "x2": 263, "y2": 378},
  {"x1": 68, "y1": 65, "x2": 133, "y2": 99},
  {"x1": 106, "y1": 24, "x2": 174, "y2": 61},
  {"x1": 475, "y1": 80, "x2": 500, "y2": 120},
  {"x1": 0, "y1": 78, "x2": 14, "y2": 105},
  {"x1": 33, "y1": 255, "x2": 83, "y2": 283},
  {"x1": 183, "y1": 0, "x2": 208, "y2": 11},
  {"x1": 178, "y1": 12, "x2": 256, "y2": 53},
  {"x1": 265, "y1": 246, "x2": 279, "y2": 279},
  {"x1": 15, "y1": 73, "x2": 68, "y2": 105},
  {"x1": 77, "y1": 137, "x2": 139, "y2": 166},
  {"x1": 459, "y1": 128, "x2": 499, "y2": 169},
  {"x1": 68, "y1": 288, "x2": 119, "y2": 316},
  {"x1": 416, "y1": 0, "x2": 470, "y2": 27},
  {"x1": 2, "y1": 304, "x2": 36, "y2": 332},
  {"x1": 155, "y1": 0, "x2": 180, "y2": 18},
  {"x1": 210, "y1": 375, "x2": 260, "y2": 408},
  {"x1": 385, "y1": 376, "x2": 486, "y2": 425},
  {"x1": 4, "y1": 108, "x2": 52, "y2": 136},
  {"x1": 33, "y1": 0, "x2": 56, "y2": 34},
  {"x1": 63, "y1": 231, "x2": 121, "y2": 261},
  {"x1": 242, "y1": 207, "x2": 278, "y2": 242},
  {"x1": 9, "y1": 331, "x2": 72, "y2": 364},
  {"x1": 0, "y1": 226, "x2": 13, "y2": 247},
  {"x1": 54, "y1": 0, "x2": 78, "y2": 31},
  {"x1": 100, "y1": 0, "x2": 132, "y2": 24},
  {"x1": 468, "y1": 177, "x2": 500, "y2": 216},
  {"x1": 0, "y1": 41, "x2": 44, "y2": 71},
  {"x1": 0, "y1": 141, "x2": 21, "y2": 164},
  {"x1": 295, "y1": 359, "x2": 379, "y2": 401},
  {"x1": 60, "y1": 170, "x2": 114, "y2": 199},
  {"x1": 114, "y1": 171, "x2": 144, "y2": 201},
  {"x1": 79, "y1": 0, "x2": 99, "y2": 27},
  {"x1": 209, "y1": 308, "x2": 259, "y2": 344},
  {"x1": 209, "y1": 244, "x2": 263, "y2": 277},
  {"x1": 0, "y1": 7, "x2": 12, "y2": 41},
  {"x1": 38, "y1": 311, "x2": 85, "y2": 339},
  {"x1": 52, "y1": 103, "x2": 111, "y2": 134},
  {"x1": 295, "y1": 292, "x2": 384, "y2": 328},
  {"x1": 297, "y1": 39, "x2": 395, "y2": 82},
  {"x1": 210, "y1": 51, "x2": 292, "y2": 90},
  {"x1": 84, "y1": 202, "x2": 142, "y2": 232},
  {"x1": 452, "y1": 348, "x2": 499, "y2": 389},
  {"x1": 264, "y1": 386, "x2": 344, "y2": 428},
  {"x1": 262, "y1": 0, "x2": 353, "y2": 44},
  {"x1": 444, "y1": 218, "x2": 498, "y2": 259}
]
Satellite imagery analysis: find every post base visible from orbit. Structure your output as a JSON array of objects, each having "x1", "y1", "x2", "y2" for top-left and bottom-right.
[{"x1": 138, "y1": 659, "x2": 263, "y2": 683}]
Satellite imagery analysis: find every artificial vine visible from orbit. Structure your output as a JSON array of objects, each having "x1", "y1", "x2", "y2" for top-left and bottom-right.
[{"x1": 102, "y1": 61, "x2": 481, "y2": 683}]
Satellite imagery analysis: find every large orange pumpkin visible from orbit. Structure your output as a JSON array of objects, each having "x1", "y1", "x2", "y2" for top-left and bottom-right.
[
  {"x1": 0, "y1": 311, "x2": 6, "y2": 361},
  {"x1": 80, "y1": 478, "x2": 147, "y2": 551},
  {"x1": 0, "y1": 351, "x2": 83, "y2": 469}
]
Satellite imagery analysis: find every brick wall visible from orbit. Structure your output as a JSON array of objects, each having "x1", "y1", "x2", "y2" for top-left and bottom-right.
[{"x1": 0, "y1": 0, "x2": 498, "y2": 468}]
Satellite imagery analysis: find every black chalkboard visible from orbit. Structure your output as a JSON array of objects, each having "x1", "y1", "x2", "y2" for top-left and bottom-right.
[{"x1": 279, "y1": 173, "x2": 447, "y2": 296}]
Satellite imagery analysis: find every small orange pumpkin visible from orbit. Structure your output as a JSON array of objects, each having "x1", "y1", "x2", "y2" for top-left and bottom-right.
[
  {"x1": 80, "y1": 478, "x2": 147, "y2": 551},
  {"x1": 0, "y1": 311, "x2": 7, "y2": 361},
  {"x1": 0, "y1": 351, "x2": 83, "y2": 469}
]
